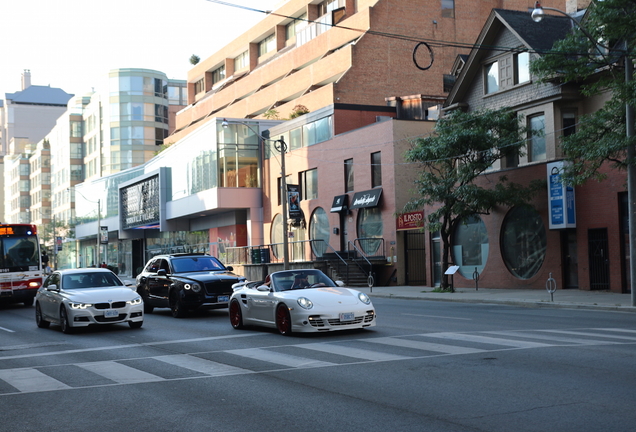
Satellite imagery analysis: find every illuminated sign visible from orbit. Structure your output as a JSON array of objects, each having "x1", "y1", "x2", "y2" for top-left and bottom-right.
[{"x1": 120, "y1": 175, "x2": 160, "y2": 230}]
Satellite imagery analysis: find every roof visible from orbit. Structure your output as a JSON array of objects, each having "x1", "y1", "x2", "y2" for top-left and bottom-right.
[
  {"x1": 445, "y1": 8, "x2": 573, "y2": 107},
  {"x1": 5, "y1": 85, "x2": 73, "y2": 106}
]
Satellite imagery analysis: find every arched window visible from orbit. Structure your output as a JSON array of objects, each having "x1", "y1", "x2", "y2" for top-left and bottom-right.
[
  {"x1": 271, "y1": 214, "x2": 283, "y2": 259},
  {"x1": 501, "y1": 206, "x2": 547, "y2": 279},
  {"x1": 452, "y1": 215, "x2": 489, "y2": 278},
  {"x1": 356, "y1": 207, "x2": 383, "y2": 255},
  {"x1": 310, "y1": 207, "x2": 330, "y2": 257}
]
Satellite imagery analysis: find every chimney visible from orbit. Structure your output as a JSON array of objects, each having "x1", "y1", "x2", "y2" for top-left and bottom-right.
[{"x1": 21, "y1": 69, "x2": 31, "y2": 90}]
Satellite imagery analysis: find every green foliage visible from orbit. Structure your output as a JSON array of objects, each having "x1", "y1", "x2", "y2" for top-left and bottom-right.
[
  {"x1": 404, "y1": 108, "x2": 543, "y2": 289},
  {"x1": 289, "y1": 104, "x2": 309, "y2": 119},
  {"x1": 264, "y1": 109, "x2": 280, "y2": 119},
  {"x1": 189, "y1": 54, "x2": 200, "y2": 65},
  {"x1": 530, "y1": 0, "x2": 636, "y2": 185}
]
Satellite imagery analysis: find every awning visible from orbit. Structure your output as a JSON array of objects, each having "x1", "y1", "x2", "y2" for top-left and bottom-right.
[
  {"x1": 349, "y1": 188, "x2": 382, "y2": 209},
  {"x1": 330, "y1": 194, "x2": 349, "y2": 213}
]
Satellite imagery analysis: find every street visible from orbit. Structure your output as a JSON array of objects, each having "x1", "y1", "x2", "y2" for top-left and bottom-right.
[{"x1": 1, "y1": 298, "x2": 635, "y2": 432}]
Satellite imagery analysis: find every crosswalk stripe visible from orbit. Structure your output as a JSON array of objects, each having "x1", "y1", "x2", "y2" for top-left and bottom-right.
[
  {"x1": 154, "y1": 354, "x2": 246, "y2": 376},
  {"x1": 539, "y1": 330, "x2": 636, "y2": 341},
  {"x1": 77, "y1": 361, "x2": 163, "y2": 384},
  {"x1": 0, "y1": 368, "x2": 70, "y2": 393},
  {"x1": 485, "y1": 331, "x2": 616, "y2": 345},
  {"x1": 296, "y1": 342, "x2": 410, "y2": 361},
  {"x1": 422, "y1": 332, "x2": 552, "y2": 348},
  {"x1": 226, "y1": 348, "x2": 336, "y2": 368},
  {"x1": 365, "y1": 337, "x2": 486, "y2": 354}
]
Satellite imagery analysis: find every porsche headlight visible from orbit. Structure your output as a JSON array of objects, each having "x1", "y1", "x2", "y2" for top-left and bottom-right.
[
  {"x1": 127, "y1": 297, "x2": 142, "y2": 306},
  {"x1": 69, "y1": 302, "x2": 92, "y2": 309},
  {"x1": 184, "y1": 283, "x2": 202, "y2": 293},
  {"x1": 358, "y1": 292, "x2": 371, "y2": 305},
  {"x1": 297, "y1": 297, "x2": 313, "y2": 309}
]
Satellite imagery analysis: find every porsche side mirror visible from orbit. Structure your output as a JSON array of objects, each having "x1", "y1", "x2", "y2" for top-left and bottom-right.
[
  {"x1": 256, "y1": 285, "x2": 271, "y2": 292},
  {"x1": 335, "y1": 280, "x2": 345, "y2": 287}
]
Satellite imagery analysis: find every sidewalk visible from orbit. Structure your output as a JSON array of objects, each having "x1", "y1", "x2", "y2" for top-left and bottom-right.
[{"x1": 355, "y1": 285, "x2": 636, "y2": 312}]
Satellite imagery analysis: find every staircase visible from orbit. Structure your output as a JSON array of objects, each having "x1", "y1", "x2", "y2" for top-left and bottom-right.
[{"x1": 321, "y1": 252, "x2": 379, "y2": 287}]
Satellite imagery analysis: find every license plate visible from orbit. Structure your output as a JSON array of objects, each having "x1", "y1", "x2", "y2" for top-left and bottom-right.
[
  {"x1": 104, "y1": 309, "x2": 119, "y2": 318},
  {"x1": 218, "y1": 295, "x2": 229, "y2": 302},
  {"x1": 340, "y1": 312, "x2": 355, "y2": 322}
]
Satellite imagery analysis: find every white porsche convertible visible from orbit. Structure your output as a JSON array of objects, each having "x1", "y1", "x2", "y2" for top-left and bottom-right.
[{"x1": 229, "y1": 269, "x2": 376, "y2": 335}]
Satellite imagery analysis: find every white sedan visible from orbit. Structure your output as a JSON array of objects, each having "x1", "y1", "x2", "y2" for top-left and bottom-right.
[
  {"x1": 35, "y1": 268, "x2": 144, "y2": 334},
  {"x1": 229, "y1": 269, "x2": 376, "y2": 335}
]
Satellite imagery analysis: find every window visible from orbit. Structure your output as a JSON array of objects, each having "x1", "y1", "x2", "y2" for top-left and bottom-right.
[
  {"x1": 310, "y1": 207, "x2": 330, "y2": 257},
  {"x1": 515, "y1": 52, "x2": 530, "y2": 84},
  {"x1": 301, "y1": 168, "x2": 318, "y2": 200},
  {"x1": 485, "y1": 61, "x2": 499, "y2": 94},
  {"x1": 441, "y1": 0, "x2": 455, "y2": 18},
  {"x1": 528, "y1": 114, "x2": 546, "y2": 162},
  {"x1": 212, "y1": 65, "x2": 225, "y2": 85},
  {"x1": 286, "y1": 13, "x2": 308, "y2": 40},
  {"x1": 259, "y1": 34, "x2": 276, "y2": 56},
  {"x1": 271, "y1": 214, "x2": 284, "y2": 259},
  {"x1": 193, "y1": 78, "x2": 204, "y2": 95},
  {"x1": 501, "y1": 206, "x2": 547, "y2": 279},
  {"x1": 344, "y1": 159, "x2": 354, "y2": 192},
  {"x1": 562, "y1": 111, "x2": 576, "y2": 137},
  {"x1": 234, "y1": 51, "x2": 249, "y2": 71},
  {"x1": 371, "y1": 152, "x2": 382, "y2": 188},
  {"x1": 319, "y1": 0, "x2": 340, "y2": 15},
  {"x1": 452, "y1": 215, "x2": 488, "y2": 278},
  {"x1": 357, "y1": 207, "x2": 383, "y2": 255}
]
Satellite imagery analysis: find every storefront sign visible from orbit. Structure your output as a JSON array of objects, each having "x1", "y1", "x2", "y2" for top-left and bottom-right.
[
  {"x1": 100, "y1": 227, "x2": 109, "y2": 244},
  {"x1": 120, "y1": 174, "x2": 160, "y2": 230},
  {"x1": 330, "y1": 194, "x2": 349, "y2": 213},
  {"x1": 397, "y1": 211, "x2": 425, "y2": 231},
  {"x1": 547, "y1": 161, "x2": 576, "y2": 229},
  {"x1": 350, "y1": 188, "x2": 382, "y2": 209}
]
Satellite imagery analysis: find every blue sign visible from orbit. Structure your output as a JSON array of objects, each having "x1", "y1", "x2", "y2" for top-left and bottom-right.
[{"x1": 547, "y1": 161, "x2": 576, "y2": 229}]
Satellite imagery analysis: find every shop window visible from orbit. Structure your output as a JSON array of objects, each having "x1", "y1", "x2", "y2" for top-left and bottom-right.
[
  {"x1": 452, "y1": 215, "x2": 489, "y2": 278},
  {"x1": 344, "y1": 159, "x2": 354, "y2": 192},
  {"x1": 310, "y1": 207, "x2": 330, "y2": 258},
  {"x1": 501, "y1": 206, "x2": 547, "y2": 279},
  {"x1": 357, "y1": 207, "x2": 383, "y2": 256}
]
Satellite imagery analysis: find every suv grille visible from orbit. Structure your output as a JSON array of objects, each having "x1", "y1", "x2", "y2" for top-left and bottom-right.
[{"x1": 204, "y1": 281, "x2": 234, "y2": 296}]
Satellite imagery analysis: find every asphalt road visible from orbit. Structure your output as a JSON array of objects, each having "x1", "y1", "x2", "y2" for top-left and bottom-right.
[{"x1": 1, "y1": 298, "x2": 635, "y2": 432}]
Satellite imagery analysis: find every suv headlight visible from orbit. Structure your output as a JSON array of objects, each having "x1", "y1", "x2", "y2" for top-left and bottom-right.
[{"x1": 184, "y1": 283, "x2": 202, "y2": 293}]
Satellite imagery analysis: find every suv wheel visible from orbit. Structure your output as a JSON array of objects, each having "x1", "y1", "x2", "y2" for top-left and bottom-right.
[{"x1": 169, "y1": 291, "x2": 187, "y2": 318}]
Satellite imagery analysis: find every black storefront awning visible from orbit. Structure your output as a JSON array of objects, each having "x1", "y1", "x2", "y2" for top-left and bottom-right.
[
  {"x1": 349, "y1": 188, "x2": 382, "y2": 209},
  {"x1": 330, "y1": 194, "x2": 349, "y2": 213}
]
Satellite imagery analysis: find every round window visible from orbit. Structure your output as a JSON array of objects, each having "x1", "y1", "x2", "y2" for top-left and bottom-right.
[
  {"x1": 501, "y1": 206, "x2": 547, "y2": 279},
  {"x1": 271, "y1": 214, "x2": 283, "y2": 259},
  {"x1": 451, "y1": 215, "x2": 489, "y2": 278},
  {"x1": 356, "y1": 207, "x2": 383, "y2": 255},
  {"x1": 309, "y1": 207, "x2": 330, "y2": 257}
]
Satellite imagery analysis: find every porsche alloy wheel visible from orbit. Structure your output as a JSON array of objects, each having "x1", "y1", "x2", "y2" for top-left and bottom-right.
[
  {"x1": 276, "y1": 304, "x2": 292, "y2": 336},
  {"x1": 229, "y1": 299, "x2": 244, "y2": 329}
]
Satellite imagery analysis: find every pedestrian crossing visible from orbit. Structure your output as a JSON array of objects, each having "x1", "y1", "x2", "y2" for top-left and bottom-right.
[{"x1": 1, "y1": 328, "x2": 634, "y2": 396}]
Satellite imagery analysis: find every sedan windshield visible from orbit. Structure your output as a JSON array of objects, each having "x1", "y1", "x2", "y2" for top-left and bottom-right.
[{"x1": 63, "y1": 272, "x2": 124, "y2": 289}]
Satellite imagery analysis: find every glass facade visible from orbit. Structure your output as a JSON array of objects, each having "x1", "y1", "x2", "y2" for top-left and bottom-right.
[
  {"x1": 452, "y1": 215, "x2": 489, "y2": 278},
  {"x1": 501, "y1": 206, "x2": 547, "y2": 279}
]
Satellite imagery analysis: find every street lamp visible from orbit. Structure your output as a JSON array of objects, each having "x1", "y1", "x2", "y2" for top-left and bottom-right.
[
  {"x1": 531, "y1": 2, "x2": 636, "y2": 305},
  {"x1": 221, "y1": 119, "x2": 289, "y2": 269},
  {"x1": 68, "y1": 187, "x2": 101, "y2": 268}
]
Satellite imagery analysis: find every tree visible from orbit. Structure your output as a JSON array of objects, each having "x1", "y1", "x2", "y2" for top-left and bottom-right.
[
  {"x1": 189, "y1": 54, "x2": 200, "y2": 65},
  {"x1": 530, "y1": 0, "x2": 636, "y2": 185},
  {"x1": 403, "y1": 108, "x2": 543, "y2": 290}
]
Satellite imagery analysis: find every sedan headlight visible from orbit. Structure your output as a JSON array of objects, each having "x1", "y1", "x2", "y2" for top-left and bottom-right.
[
  {"x1": 358, "y1": 292, "x2": 371, "y2": 305},
  {"x1": 127, "y1": 297, "x2": 142, "y2": 306},
  {"x1": 69, "y1": 302, "x2": 93, "y2": 309},
  {"x1": 297, "y1": 297, "x2": 313, "y2": 309},
  {"x1": 184, "y1": 283, "x2": 202, "y2": 293}
]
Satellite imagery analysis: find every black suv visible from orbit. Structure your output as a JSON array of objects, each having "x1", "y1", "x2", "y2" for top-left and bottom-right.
[{"x1": 136, "y1": 253, "x2": 245, "y2": 318}]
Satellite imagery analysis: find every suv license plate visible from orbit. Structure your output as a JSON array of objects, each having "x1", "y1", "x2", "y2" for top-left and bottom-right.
[
  {"x1": 104, "y1": 309, "x2": 119, "y2": 318},
  {"x1": 340, "y1": 312, "x2": 355, "y2": 322},
  {"x1": 218, "y1": 295, "x2": 229, "y2": 303}
]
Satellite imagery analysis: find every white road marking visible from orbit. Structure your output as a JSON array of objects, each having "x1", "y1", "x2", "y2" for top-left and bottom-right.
[
  {"x1": 539, "y1": 329, "x2": 636, "y2": 341},
  {"x1": 154, "y1": 354, "x2": 246, "y2": 376},
  {"x1": 422, "y1": 332, "x2": 552, "y2": 348},
  {"x1": 365, "y1": 337, "x2": 485, "y2": 354},
  {"x1": 77, "y1": 361, "x2": 163, "y2": 384},
  {"x1": 227, "y1": 348, "x2": 336, "y2": 368},
  {"x1": 0, "y1": 326, "x2": 15, "y2": 333},
  {"x1": 402, "y1": 313, "x2": 472, "y2": 321},
  {"x1": 296, "y1": 342, "x2": 410, "y2": 361},
  {"x1": 0, "y1": 368, "x2": 70, "y2": 393},
  {"x1": 485, "y1": 331, "x2": 617, "y2": 345}
]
